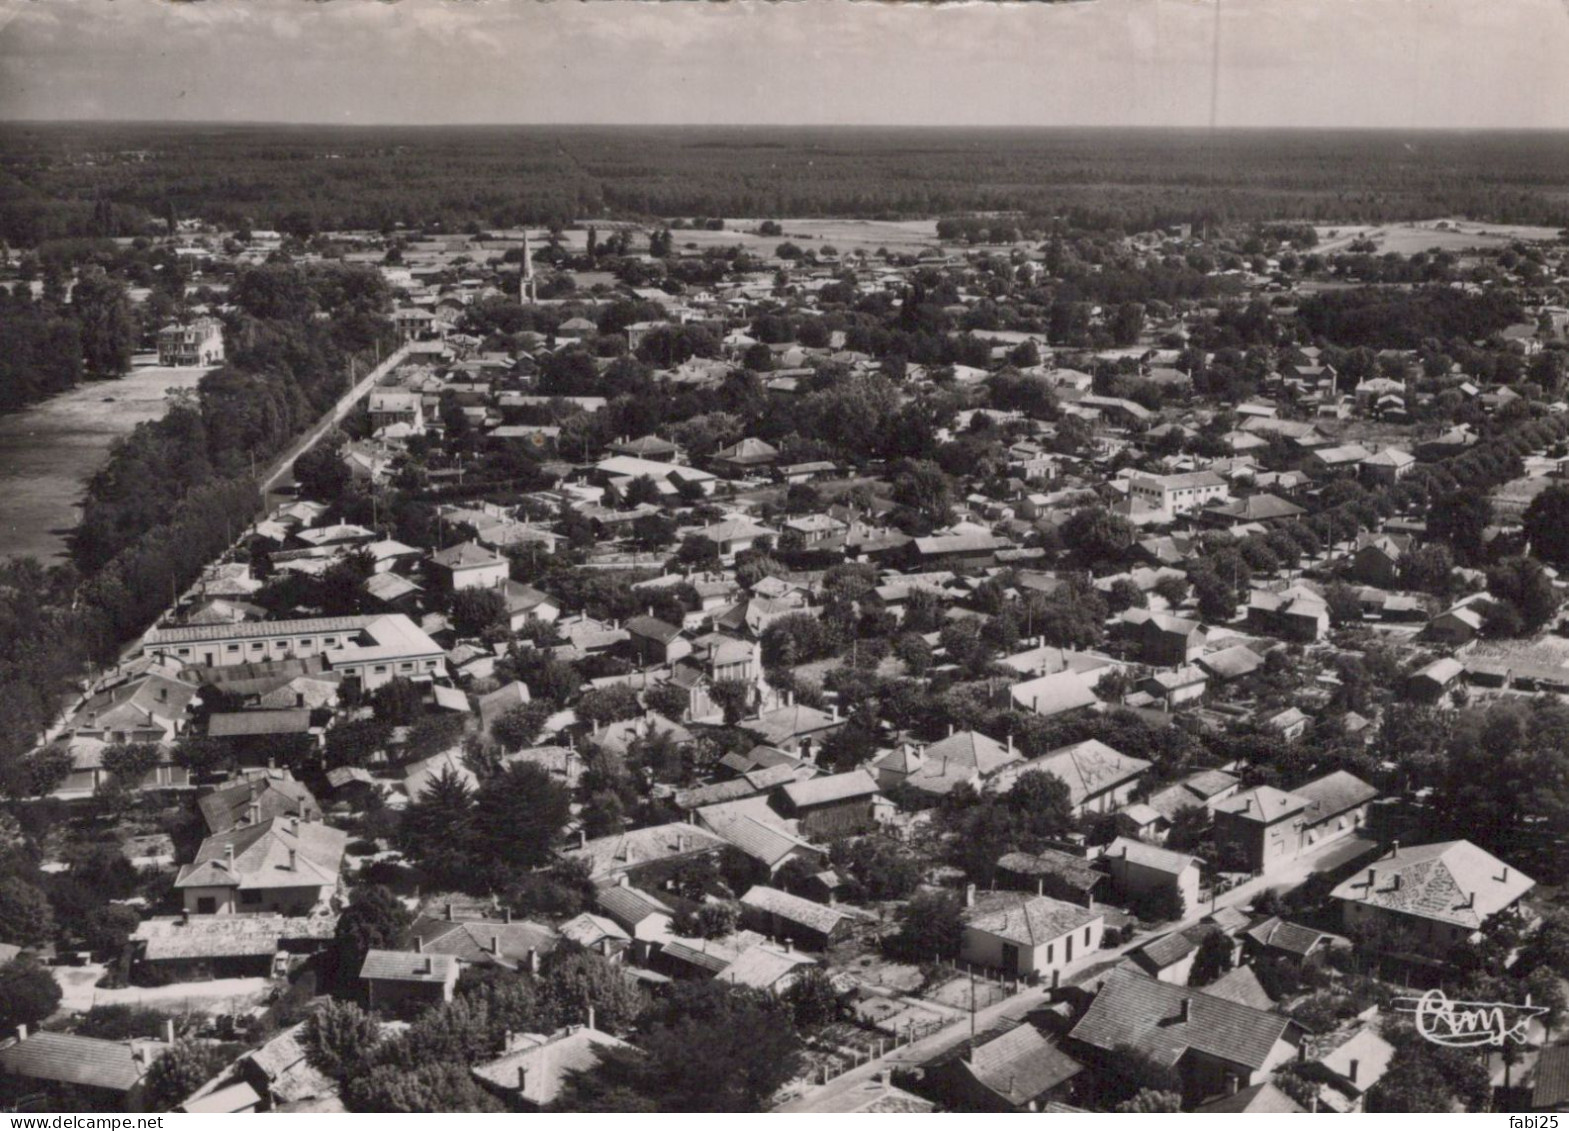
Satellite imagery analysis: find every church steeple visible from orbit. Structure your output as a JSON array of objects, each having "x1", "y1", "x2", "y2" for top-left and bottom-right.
[{"x1": 520, "y1": 231, "x2": 537, "y2": 304}]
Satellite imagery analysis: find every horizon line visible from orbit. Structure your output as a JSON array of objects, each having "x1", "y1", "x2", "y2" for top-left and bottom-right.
[{"x1": 5, "y1": 119, "x2": 1569, "y2": 135}]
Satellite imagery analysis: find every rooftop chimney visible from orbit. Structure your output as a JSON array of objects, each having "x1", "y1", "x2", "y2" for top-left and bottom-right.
[
  {"x1": 586, "y1": 1005, "x2": 596, "y2": 1031},
  {"x1": 15, "y1": 1024, "x2": 26, "y2": 1042},
  {"x1": 517, "y1": 1065, "x2": 527, "y2": 1093},
  {"x1": 1388, "y1": 840, "x2": 1400, "y2": 858},
  {"x1": 164, "y1": 1019, "x2": 176, "y2": 1045},
  {"x1": 247, "y1": 802, "x2": 261, "y2": 825},
  {"x1": 414, "y1": 936, "x2": 423, "y2": 953},
  {"x1": 964, "y1": 882, "x2": 976, "y2": 909},
  {"x1": 287, "y1": 847, "x2": 297, "y2": 871},
  {"x1": 1367, "y1": 867, "x2": 1377, "y2": 888},
  {"x1": 1348, "y1": 1058, "x2": 1359, "y2": 1084},
  {"x1": 528, "y1": 947, "x2": 540, "y2": 974},
  {"x1": 224, "y1": 843, "x2": 235, "y2": 869},
  {"x1": 489, "y1": 935, "x2": 500, "y2": 956},
  {"x1": 445, "y1": 902, "x2": 455, "y2": 921},
  {"x1": 420, "y1": 955, "x2": 433, "y2": 975},
  {"x1": 503, "y1": 908, "x2": 513, "y2": 924},
  {"x1": 1178, "y1": 998, "x2": 1191, "y2": 1023}
]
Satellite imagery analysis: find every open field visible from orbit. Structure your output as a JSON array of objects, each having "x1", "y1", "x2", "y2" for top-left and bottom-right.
[
  {"x1": 1315, "y1": 219, "x2": 1565, "y2": 256},
  {"x1": 0, "y1": 360, "x2": 209, "y2": 564},
  {"x1": 675, "y1": 218, "x2": 940, "y2": 255}
]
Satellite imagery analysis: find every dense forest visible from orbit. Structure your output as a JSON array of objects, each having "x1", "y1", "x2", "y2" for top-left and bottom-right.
[{"x1": 5, "y1": 125, "x2": 1569, "y2": 243}]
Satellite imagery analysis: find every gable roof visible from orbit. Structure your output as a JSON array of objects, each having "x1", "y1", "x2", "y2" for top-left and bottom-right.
[
  {"x1": 1295, "y1": 770, "x2": 1378, "y2": 823},
  {"x1": 1106, "y1": 836, "x2": 1198, "y2": 876},
  {"x1": 927, "y1": 1020, "x2": 1083, "y2": 1105},
  {"x1": 1069, "y1": 968, "x2": 1293, "y2": 1071},
  {"x1": 1195, "y1": 1082, "x2": 1305, "y2": 1113},
  {"x1": 0, "y1": 1032, "x2": 160, "y2": 1092},
  {"x1": 740, "y1": 885, "x2": 850, "y2": 936},
  {"x1": 781, "y1": 768, "x2": 881, "y2": 809},
  {"x1": 563, "y1": 822, "x2": 728, "y2": 881},
  {"x1": 409, "y1": 915, "x2": 560, "y2": 969},
  {"x1": 359, "y1": 948, "x2": 459, "y2": 985},
  {"x1": 199, "y1": 773, "x2": 320, "y2": 835},
  {"x1": 1203, "y1": 965, "x2": 1275, "y2": 1010}
]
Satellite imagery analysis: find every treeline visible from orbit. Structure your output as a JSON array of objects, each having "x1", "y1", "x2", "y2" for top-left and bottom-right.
[
  {"x1": 8, "y1": 124, "x2": 1569, "y2": 244},
  {"x1": 0, "y1": 269, "x2": 138, "y2": 413},
  {"x1": 0, "y1": 263, "x2": 394, "y2": 767},
  {"x1": 1298, "y1": 286, "x2": 1526, "y2": 350},
  {"x1": 72, "y1": 262, "x2": 395, "y2": 571}
]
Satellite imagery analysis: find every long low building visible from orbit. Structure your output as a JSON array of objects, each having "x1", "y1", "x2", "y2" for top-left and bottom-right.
[{"x1": 142, "y1": 614, "x2": 445, "y2": 690}]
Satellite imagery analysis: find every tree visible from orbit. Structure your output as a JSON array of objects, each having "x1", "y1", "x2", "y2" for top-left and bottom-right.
[
  {"x1": 397, "y1": 765, "x2": 476, "y2": 886},
  {"x1": 1189, "y1": 930, "x2": 1234, "y2": 987},
  {"x1": 1488, "y1": 556, "x2": 1558, "y2": 632},
  {"x1": 708, "y1": 678, "x2": 752, "y2": 726},
  {"x1": 100, "y1": 742, "x2": 159, "y2": 785},
  {"x1": 72, "y1": 268, "x2": 135, "y2": 379},
  {"x1": 22, "y1": 746, "x2": 72, "y2": 798},
  {"x1": 1323, "y1": 583, "x2": 1364, "y2": 626},
  {"x1": 891, "y1": 461, "x2": 953, "y2": 523},
  {"x1": 303, "y1": 998, "x2": 384, "y2": 1082},
  {"x1": 1061, "y1": 506, "x2": 1135, "y2": 571},
  {"x1": 143, "y1": 1041, "x2": 226, "y2": 1111},
  {"x1": 347, "y1": 1062, "x2": 503, "y2": 1113},
  {"x1": 760, "y1": 612, "x2": 839, "y2": 670},
  {"x1": 568, "y1": 982, "x2": 800, "y2": 1111},
  {"x1": 1115, "y1": 1089, "x2": 1184, "y2": 1113},
  {"x1": 331, "y1": 885, "x2": 410, "y2": 991},
  {"x1": 1003, "y1": 770, "x2": 1075, "y2": 840},
  {"x1": 0, "y1": 958, "x2": 61, "y2": 1033},
  {"x1": 451, "y1": 587, "x2": 508, "y2": 637},
  {"x1": 82, "y1": 903, "x2": 140, "y2": 957},
  {"x1": 491, "y1": 701, "x2": 551, "y2": 752},
  {"x1": 471, "y1": 762, "x2": 572, "y2": 877},
  {"x1": 325, "y1": 718, "x2": 392, "y2": 770},
  {"x1": 1367, "y1": 1027, "x2": 1489, "y2": 1112},
  {"x1": 1526, "y1": 484, "x2": 1569, "y2": 569},
  {"x1": 76, "y1": 1004, "x2": 177, "y2": 1041},
  {"x1": 889, "y1": 891, "x2": 964, "y2": 962},
  {"x1": 292, "y1": 443, "x2": 352, "y2": 503},
  {"x1": 632, "y1": 513, "x2": 676, "y2": 550},
  {"x1": 0, "y1": 878, "x2": 54, "y2": 947},
  {"x1": 1429, "y1": 489, "x2": 1493, "y2": 564},
  {"x1": 370, "y1": 677, "x2": 426, "y2": 726},
  {"x1": 577, "y1": 685, "x2": 642, "y2": 728},
  {"x1": 674, "y1": 901, "x2": 739, "y2": 940},
  {"x1": 782, "y1": 966, "x2": 840, "y2": 1031},
  {"x1": 536, "y1": 946, "x2": 649, "y2": 1035}
]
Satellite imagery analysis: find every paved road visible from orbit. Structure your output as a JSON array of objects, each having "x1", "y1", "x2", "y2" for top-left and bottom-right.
[
  {"x1": 258, "y1": 343, "x2": 411, "y2": 495},
  {"x1": 775, "y1": 834, "x2": 1370, "y2": 1113}
]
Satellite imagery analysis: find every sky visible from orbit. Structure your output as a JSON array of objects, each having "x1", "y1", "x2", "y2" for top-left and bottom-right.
[{"x1": 2, "y1": 0, "x2": 1569, "y2": 130}]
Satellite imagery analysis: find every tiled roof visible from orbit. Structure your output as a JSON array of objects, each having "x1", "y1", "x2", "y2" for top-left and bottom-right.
[
  {"x1": 562, "y1": 822, "x2": 728, "y2": 880},
  {"x1": 965, "y1": 892, "x2": 1101, "y2": 948},
  {"x1": 175, "y1": 818, "x2": 347, "y2": 891},
  {"x1": 359, "y1": 948, "x2": 458, "y2": 984},
  {"x1": 996, "y1": 849, "x2": 1103, "y2": 892},
  {"x1": 1069, "y1": 968, "x2": 1292, "y2": 1071},
  {"x1": 1296, "y1": 770, "x2": 1378, "y2": 822},
  {"x1": 928, "y1": 1020, "x2": 1083, "y2": 1105},
  {"x1": 781, "y1": 768, "x2": 880, "y2": 809},
  {"x1": 698, "y1": 798, "x2": 820, "y2": 868},
  {"x1": 1203, "y1": 965, "x2": 1275, "y2": 1010},
  {"x1": 409, "y1": 916, "x2": 559, "y2": 968},
  {"x1": 1535, "y1": 1045, "x2": 1569, "y2": 1109},
  {"x1": 1329, "y1": 840, "x2": 1534, "y2": 929},
  {"x1": 1212, "y1": 785, "x2": 1310, "y2": 825},
  {"x1": 0, "y1": 1032, "x2": 159, "y2": 1092},
  {"x1": 1195, "y1": 1082, "x2": 1304, "y2": 1113},
  {"x1": 741, "y1": 885, "x2": 850, "y2": 936},
  {"x1": 595, "y1": 883, "x2": 674, "y2": 929},
  {"x1": 472, "y1": 1028, "x2": 632, "y2": 1107},
  {"x1": 1106, "y1": 837, "x2": 1198, "y2": 877},
  {"x1": 717, "y1": 944, "x2": 813, "y2": 990},
  {"x1": 199, "y1": 774, "x2": 319, "y2": 834},
  {"x1": 1245, "y1": 915, "x2": 1336, "y2": 957},
  {"x1": 1023, "y1": 741, "x2": 1150, "y2": 809}
]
